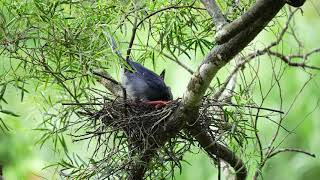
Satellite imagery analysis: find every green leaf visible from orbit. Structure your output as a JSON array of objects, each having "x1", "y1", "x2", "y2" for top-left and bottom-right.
[
  {"x1": 0, "y1": 109, "x2": 20, "y2": 117},
  {"x1": 0, "y1": 117, "x2": 10, "y2": 131},
  {"x1": 59, "y1": 134, "x2": 69, "y2": 153},
  {"x1": 0, "y1": 84, "x2": 7, "y2": 104}
]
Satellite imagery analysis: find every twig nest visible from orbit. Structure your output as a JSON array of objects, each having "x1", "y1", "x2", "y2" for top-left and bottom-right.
[
  {"x1": 73, "y1": 94, "x2": 248, "y2": 178},
  {"x1": 93, "y1": 98, "x2": 181, "y2": 146}
]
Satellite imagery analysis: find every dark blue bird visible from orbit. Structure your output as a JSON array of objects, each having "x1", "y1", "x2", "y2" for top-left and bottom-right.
[
  {"x1": 106, "y1": 33, "x2": 172, "y2": 106},
  {"x1": 122, "y1": 60, "x2": 173, "y2": 103}
]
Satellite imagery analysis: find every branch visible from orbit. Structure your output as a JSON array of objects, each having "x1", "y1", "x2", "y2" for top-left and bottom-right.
[
  {"x1": 187, "y1": 125, "x2": 247, "y2": 180},
  {"x1": 179, "y1": 2, "x2": 292, "y2": 178},
  {"x1": 0, "y1": 164, "x2": 3, "y2": 180},
  {"x1": 182, "y1": 0, "x2": 287, "y2": 108},
  {"x1": 268, "y1": 148, "x2": 316, "y2": 159},
  {"x1": 128, "y1": 150, "x2": 154, "y2": 180},
  {"x1": 126, "y1": 14, "x2": 138, "y2": 61},
  {"x1": 214, "y1": 0, "x2": 305, "y2": 44},
  {"x1": 200, "y1": 0, "x2": 227, "y2": 30},
  {"x1": 253, "y1": 147, "x2": 315, "y2": 180},
  {"x1": 267, "y1": 50, "x2": 320, "y2": 70},
  {"x1": 220, "y1": 160, "x2": 236, "y2": 180},
  {"x1": 163, "y1": 53, "x2": 194, "y2": 74},
  {"x1": 304, "y1": 48, "x2": 320, "y2": 59},
  {"x1": 213, "y1": 58, "x2": 241, "y2": 101},
  {"x1": 238, "y1": 8, "x2": 298, "y2": 62},
  {"x1": 136, "y1": 3, "x2": 205, "y2": 29},
  {"x1": 234, "y1": 9, "x2": 320, "y2": 71},
  {"x1": 154, "y1": 46, "x2": 194, "y2": 74},
  {"x1": 92, "y1": 69, "x2": 124, "y2": 97}
]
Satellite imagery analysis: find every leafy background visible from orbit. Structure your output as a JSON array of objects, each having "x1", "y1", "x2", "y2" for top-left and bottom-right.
[{"x1": 0, "y1": 0, "x2": 320, "y2": 180}]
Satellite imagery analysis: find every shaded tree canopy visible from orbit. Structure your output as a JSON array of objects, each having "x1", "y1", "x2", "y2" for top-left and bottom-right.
[{"x1": 0, "y1": 0, "x2": 319, "y2": 179}]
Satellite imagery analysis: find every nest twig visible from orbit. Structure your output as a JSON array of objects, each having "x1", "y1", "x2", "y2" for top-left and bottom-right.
[{"x1": 62, "y1": 90, "x2": 253, "y2": 179}]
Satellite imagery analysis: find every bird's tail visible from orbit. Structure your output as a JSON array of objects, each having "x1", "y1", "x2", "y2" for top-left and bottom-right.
[
  {"x1": 103, "y1": 31, "x2": 135, "y2": 72},
  {"x1": 103, "y1": 31, "x2": 125, "y2": 60}
]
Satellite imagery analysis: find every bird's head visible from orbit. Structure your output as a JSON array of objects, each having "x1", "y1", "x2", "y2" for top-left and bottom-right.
[{"x1": 159, "y1": 69, "x2": 173, "y2": 101}]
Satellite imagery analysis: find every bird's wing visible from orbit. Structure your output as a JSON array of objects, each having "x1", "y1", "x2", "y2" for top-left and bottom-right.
[{"x1": 127, "y1": 60, "x2": 167, "y2": 90}]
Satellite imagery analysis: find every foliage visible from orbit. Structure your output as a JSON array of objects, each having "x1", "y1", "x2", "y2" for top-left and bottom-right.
[{"x1": 0, "y1": 0, "x2": 319, "y2": 179}]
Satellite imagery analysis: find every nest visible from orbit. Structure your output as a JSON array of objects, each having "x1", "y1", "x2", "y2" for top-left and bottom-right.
[
  {"x1": 64, "y1": 91, "x2": 250, "y2": 179},
  {"x1": 92, "y1": 98, "x2": 182, "y2": 151}
]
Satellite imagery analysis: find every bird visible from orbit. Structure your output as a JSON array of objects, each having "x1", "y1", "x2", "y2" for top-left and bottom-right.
[
  {"x1": 107, "y1": 34, "x2": 173, "y2": 107},
  {"x1": 121, "y1": 60, "x2": 172, "y2": 106}
]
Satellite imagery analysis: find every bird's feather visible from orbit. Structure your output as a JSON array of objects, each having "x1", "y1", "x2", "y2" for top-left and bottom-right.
[{"x1": 122, "y1": 60, "x2": 172, "y2": 101}]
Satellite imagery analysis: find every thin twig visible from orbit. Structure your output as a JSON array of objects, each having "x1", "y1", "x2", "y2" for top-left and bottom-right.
[
  {"x1": 268, "y1": 148, "x2": 316, "y2": 159},
  {"x1": 126, "y1": 14, "x2": 139, "y2": 62},
  {"x1": 268, "y1": 50, "x2": 320, "y2": 70},
  {"x1": 136, "y1": 3, "x2": 205, "y2": 28}
]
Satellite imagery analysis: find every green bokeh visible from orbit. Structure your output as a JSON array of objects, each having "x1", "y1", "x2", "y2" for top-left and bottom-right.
[{"x1": 1, "y1": 1, "x2": 320, "y2": 180}]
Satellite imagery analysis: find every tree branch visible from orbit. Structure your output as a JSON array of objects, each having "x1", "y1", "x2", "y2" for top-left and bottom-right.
[
  {"x1": 0, "y1": 164, "x2": 3, "y2": 180},
  {"x1": 214, "y1": 0, "x2": 305, "y2": 44},
  {"x1": 187, "y1": 125, "x2": 247, "y2": 180},
  {"x1": 126, "y1": 14, "x2": 138, "y2": 61},
  {"x1": 136, "y1": 3, "x2": 205, "y2": 28},
  {"x1": 92, "y1": 69, "x2": 124, "y2": 97},
  {"x1": 179, "y1": 1, "x2": 293, "y2": 179},
  {"x1": 200, "y1": 0, "x2": 227, "y2": 30},
  {"x1": 253, "y1": 147, "x2": 315, "y2": 180},
  {"x1": 96, "y1": 1, "x2": 311, "y2": 179},
  {"x1": 267, "y1": 148, "x2": 316, "y2": 159},
  {"x1": 182, "y1": 0, "x2": 287, "y2": 108},
  {"x1": 213, "y1": 58, "x2": 240, "y2": 101},
  {"x1": 267, "y1": 50, "x2": 320, "y2": 70}
]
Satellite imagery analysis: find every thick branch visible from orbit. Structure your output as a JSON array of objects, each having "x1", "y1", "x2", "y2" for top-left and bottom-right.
[
  {"x1": 180, "y1": 2, "x2": 289, "y2": 178},
  {"x1": 92, "y1": 69, "x2": 124, "y2": 97},
  {"x1": 213, "y1": 59, "x2": 240, "y2": 101},
  {"x1": 200, "y1": 0, "x2": 227, "y2": 30},
  {"x1": 214, "y1": 0, "x2": 304, "y2": 44},
  {"x1": 182, "y1": 0, "x2": 286, "y2": 108},
  {"x1": 187, "y1": 126, "x2": 247, "y2": 180},
  {"x1": 128, "y1": 150, "x2": 154, "y2": 180}
]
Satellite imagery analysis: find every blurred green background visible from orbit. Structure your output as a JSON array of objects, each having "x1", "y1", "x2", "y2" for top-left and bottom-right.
[{"x1": 1, "y1": 1, "x2": 320, "y2": 180}]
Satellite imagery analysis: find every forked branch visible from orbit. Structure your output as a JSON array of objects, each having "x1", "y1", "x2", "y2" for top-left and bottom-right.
[{"x1": 200, "y1": 0, "x2": 227, "y2": 30}]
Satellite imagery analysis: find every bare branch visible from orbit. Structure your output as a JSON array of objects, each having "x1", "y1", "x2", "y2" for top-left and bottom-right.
[
  {"x1": 304, "y1": 48, "x2": 320, "y2": 59},
  {"x1": 290, "y1": 47, "x2": 320, "y2": 60},
  {"x1": 131, "y1": 43, "x2": 194, "y2": 74},
  {"x1": 157, "y1": 48, "x2": 194, "y2": 74},
  {"x1": 126, "y1": 14, "x2": 139, "y2": 61},
  {"x1": 268, "y1": 148, "x2": 316, "y2": 159},
  {"x1": 267, "y1": 50, "x2": 320, "y2": 70},
  {"x1": 254, "y1": 147, "x2": 316, "y2": 179},
  {"x1": 187, "y1": 125, "x2": 247, "y2": 180},
  {"x1": 180, "y1": 3, "x2": 301, "y2": 178},
  {"x1": 92, "y1": 69, "x2": 124, "y2": 97},
  {"x1": 136, "y1": 3, "x2": 205, "y2": 28},
  {"x1": 214, "y1": 0, "x2": 301, "y2": 44},
  {"x1": 0, "y1": 164, "x2": 3, "y2": 179},
  {"x1": 218, "y1": 73, "x2": 237, "y2": 102},
  {"x1": 200, "y1": 0, "x2": 227, "y2": 30},
  {"x1": 221, "y1": 160, "x2": 236, "y2": 180},
  {"x1": 182, "y1": 0, "x2": 287, "y2": 108},
  {"x1": 213, "y1": 58, "x2": 241, "y2": 101}
]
